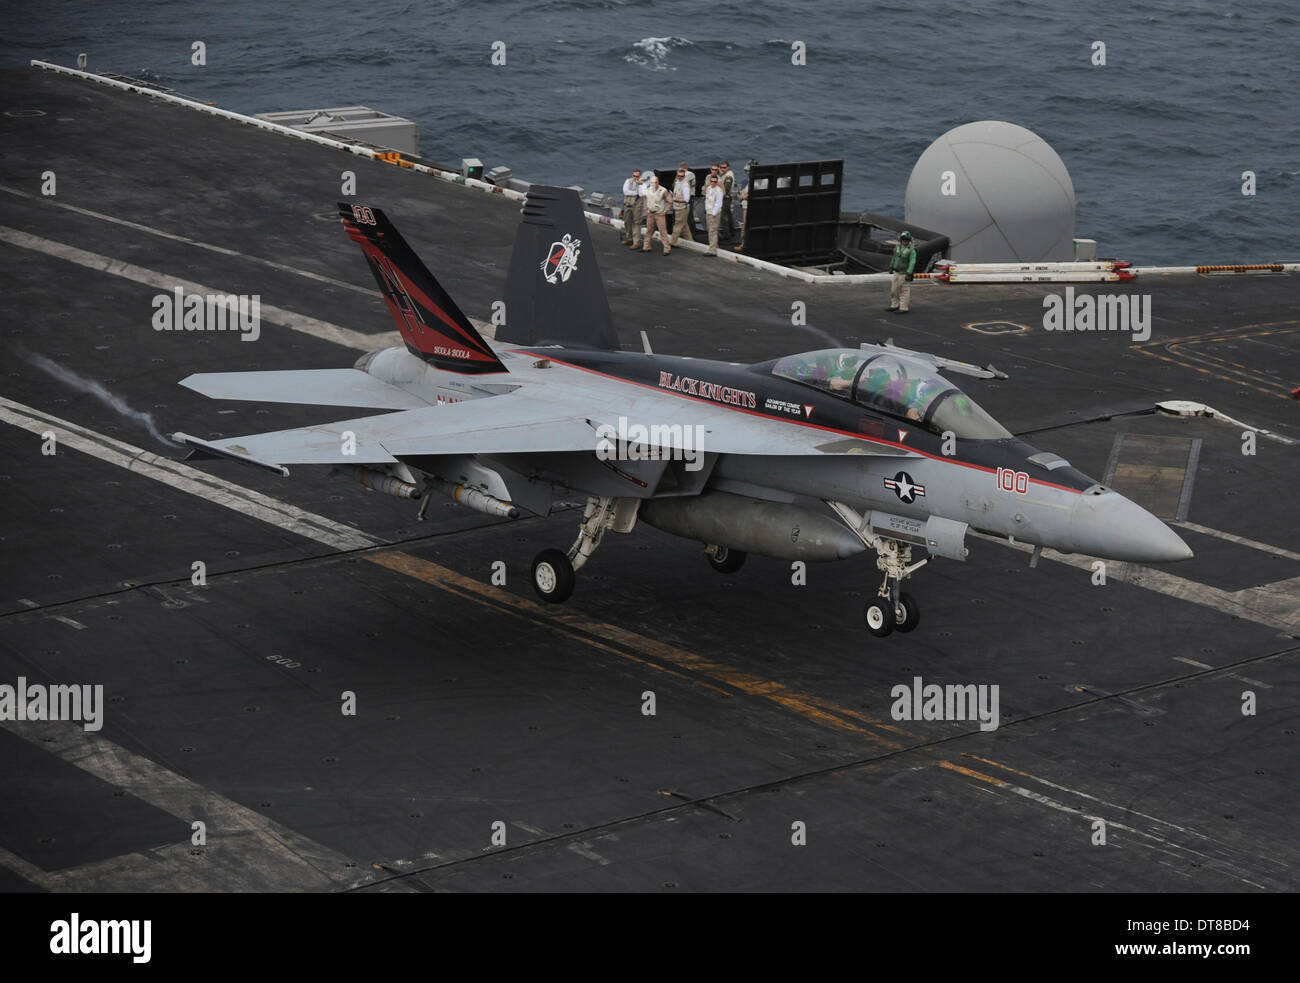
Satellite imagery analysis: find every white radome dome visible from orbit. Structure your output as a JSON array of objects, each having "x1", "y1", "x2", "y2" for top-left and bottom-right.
[{"x1": 905, "y1": 121, "x2": 1075, "y2": 263}]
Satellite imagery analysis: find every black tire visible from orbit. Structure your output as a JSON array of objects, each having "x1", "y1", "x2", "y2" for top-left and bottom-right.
[
  {"x1": 894, "y1": 592, "x2": 921, "y2": 633},
  {"x1": 865, "y1": 599, "x2": 896, "y2": 637},
  {"x1": 707, "y1": 546, "x2": 747, "y2": 574},
  {"x1": 531, "y1": 549, "x2": 575, "y2": 604}
]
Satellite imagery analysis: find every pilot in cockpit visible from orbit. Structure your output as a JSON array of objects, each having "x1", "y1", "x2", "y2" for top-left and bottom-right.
[
  {"x1": 805, "y1": 351, "x2": 858, "y2": 392},
  {"x1": 861, "y1": 365, "x2": 924, "y2": 421}
]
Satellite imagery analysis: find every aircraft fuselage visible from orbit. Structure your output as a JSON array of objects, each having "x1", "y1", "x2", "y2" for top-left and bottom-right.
[{"x1": 503, "y1": 346, "x2": 1190, "y2": 564}]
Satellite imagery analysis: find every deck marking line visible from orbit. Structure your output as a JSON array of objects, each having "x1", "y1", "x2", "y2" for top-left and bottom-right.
[
  {"x1": 1175, "y1": 521, "x2": 1300, "y2": 562},
  {"x1": 0, "y1": 224, "x2": 396, "y2": 352},
  {"x1": 0, "y1": 183, "x2": 373, "y2": 295},
  {"x1": 368, "y1": 550, "x2": 902, "y2": 746},
  {"x1": 0, "y1": 394, "x2": 379, "y2": 552},
  {"x1": 0, "y1": 718, "x2": 364, "y2": 891}
]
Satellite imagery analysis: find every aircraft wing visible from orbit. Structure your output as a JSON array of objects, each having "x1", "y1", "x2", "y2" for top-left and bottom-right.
[
  {"x1": 180, "y1": 369, "x2": 431, "y2": 409},
  {"x1": 179, "y1": 396, "x2": 601, "y2": 466},
  {"x1": 180, "y1": 368, "x2": 919, "y2": 469}
]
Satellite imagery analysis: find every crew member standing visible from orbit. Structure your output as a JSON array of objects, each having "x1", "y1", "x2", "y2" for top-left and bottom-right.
[
  {"x1": 670, "y1": 167, "x2": 695, "y2": 246},
  {"x1": 678, "y1": 160, "x2": 696, "y2": 198},
  {"x1": 643, "y1": 175, "x2": 672, "y2": 254},
  {"x1": 704, "y1": 172, "x2": 724, "y2": 255},
  {"x1": 718, "y1": 160, "x2": 738, "y2": 241},
  {"x1": 622, "y1": 168, "x2": 645, "y2": 249},
  {"x1": 888, "y1": 230, "x2": 917, "y2": 313}
]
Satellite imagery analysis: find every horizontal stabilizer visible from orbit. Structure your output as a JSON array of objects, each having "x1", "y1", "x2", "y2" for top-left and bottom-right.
[
  {"x1": 172, "y1": 432, "x2": 291, "y2": 476},
  {"x1": 180, "y1": 369, "x2": 431, "y2": 409}
]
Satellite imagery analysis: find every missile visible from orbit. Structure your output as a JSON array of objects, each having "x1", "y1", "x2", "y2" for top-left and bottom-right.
[
  {"x1": 337, "y1": 465, "x2": 420, "y2": 499},
  {"x1": 426, "y1": 476, "x2": 519, "y2": 518}
]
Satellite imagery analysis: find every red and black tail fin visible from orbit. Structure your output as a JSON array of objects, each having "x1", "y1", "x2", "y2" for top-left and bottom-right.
[{"x1": 338, "y1": 202, "x2": 507, "y2": 374}]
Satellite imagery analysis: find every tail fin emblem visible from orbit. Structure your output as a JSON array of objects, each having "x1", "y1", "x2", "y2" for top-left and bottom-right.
[
  {"x1": 371, "y1": 253, "x2": 427, "y2": 337},
  {"x1": 541, "y1": 233, "x2": 581, "y2": 285}
]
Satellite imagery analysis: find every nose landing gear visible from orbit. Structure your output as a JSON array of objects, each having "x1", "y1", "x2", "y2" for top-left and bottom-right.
[
  {"x1": 827, "y1": 500, "x2": 931, "y2": 637},
  {"x1": 866, "y1": 588, "x2": 921, "y2": 637},
  {"x1": 863, "y1": 538, "x2": 926, "y2": 637}
]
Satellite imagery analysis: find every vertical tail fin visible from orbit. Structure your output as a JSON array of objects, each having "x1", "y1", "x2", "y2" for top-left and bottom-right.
[
  {"x1": 497, "y1": 187, "x2": 620, "y2": 350},
  {"x1": 337, "y1": 202, "x2": 507, "y2": 374}
]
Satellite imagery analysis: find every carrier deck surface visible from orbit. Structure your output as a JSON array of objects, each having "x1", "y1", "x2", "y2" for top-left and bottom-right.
[{"x1": 1, "y1": 66, "x2": 1296, "y2": 892}]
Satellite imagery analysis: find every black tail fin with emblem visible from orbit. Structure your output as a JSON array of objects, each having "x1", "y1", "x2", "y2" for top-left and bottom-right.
[
  {"x1": 497, "y1": 186, "x2": 620, "y2": 350},
  {"x1": 338, "y1": 202, "x2": 507, "y2": 375}
]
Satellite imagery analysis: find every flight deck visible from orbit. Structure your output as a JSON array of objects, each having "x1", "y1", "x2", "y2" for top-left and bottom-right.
[{"x1": 1, "y1": 65, "x2": 1296, "y2": 892}]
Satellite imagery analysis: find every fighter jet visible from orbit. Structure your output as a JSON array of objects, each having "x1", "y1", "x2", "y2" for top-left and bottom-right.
[{"x1": 173, "y1": 188, "x2": 1192, "y2": 636}]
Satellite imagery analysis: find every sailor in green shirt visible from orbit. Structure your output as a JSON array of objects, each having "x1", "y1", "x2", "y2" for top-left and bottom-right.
[{"x1": 888, "y1": 230, "x2": 917, "y2": 314}]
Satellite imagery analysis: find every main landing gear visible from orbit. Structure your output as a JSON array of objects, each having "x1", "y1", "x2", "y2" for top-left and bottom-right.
[
  {"x1": 826, "y1": 500, "x2": 929, "y2": 638},
  {"x1": 531, "y1": 496, "x2": 636, "y2": 603},
  {"x1": 530, "y1": 549, "x2": 576, "y2": 604}
]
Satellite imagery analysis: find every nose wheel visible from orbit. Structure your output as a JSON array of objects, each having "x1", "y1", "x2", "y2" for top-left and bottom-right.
[
  {"x1": 865, "y1": 592, "x2": 920, "y2": 637},
  {"x1": 826, "y1": 501, "x2": 929, "y2": 638},
  {"x1": 863, "y1": 543, "x2": 926, "y2": 637},
  {"x1": 865, "y1": 599, "x2": 896, "y2": 636},
  {"x1": 892, "y1": 591, "x2": 920, "y2": 633}
]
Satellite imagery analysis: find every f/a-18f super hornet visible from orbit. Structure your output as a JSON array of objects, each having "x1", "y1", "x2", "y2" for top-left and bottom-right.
[{"x1": 173, "y1": 189, "x2": 1192, "y2": 636}]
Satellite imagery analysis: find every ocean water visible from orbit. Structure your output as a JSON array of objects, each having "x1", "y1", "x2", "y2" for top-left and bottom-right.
[{"x1": 4, "y1": 0, "x2": 1298, "y2": 264}]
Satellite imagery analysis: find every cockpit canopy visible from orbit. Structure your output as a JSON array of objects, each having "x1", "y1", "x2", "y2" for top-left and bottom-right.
[{"x1": 771, "y1": 348, "x2": 1011, "y2": 440}]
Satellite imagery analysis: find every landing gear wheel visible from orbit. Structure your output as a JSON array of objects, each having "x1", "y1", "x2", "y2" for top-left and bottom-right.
[
  {"x1": 707, "y1": 546, "x2": 747, "y2": 574},
  {"x1": 531, "y1": 549, "x2": 575, "y2": 604},
  {"x1": 894, "y1": 592, "x2": 921, "y2": 633},
  {"x1": 865, "y1": 599, "x2": 896, "y2": 637},
  {"x1": 823, "y1": 503, "x2": 933, "y2": 639}
]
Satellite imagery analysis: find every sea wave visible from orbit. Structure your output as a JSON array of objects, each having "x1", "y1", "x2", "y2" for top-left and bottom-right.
[
  {"x1": 623, "y1": 36, "x2": 693, "y2": 70},
  {"x1": 2, "y1": 0, "x2": 1295, "y2": 263}
]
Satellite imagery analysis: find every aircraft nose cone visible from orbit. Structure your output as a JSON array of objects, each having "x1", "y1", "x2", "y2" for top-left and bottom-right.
[{"x1": 1069, "y1": 491, "x2": 1194, "y2": 562}]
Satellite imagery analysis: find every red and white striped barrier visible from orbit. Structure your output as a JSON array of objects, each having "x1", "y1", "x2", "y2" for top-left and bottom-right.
[
  {"x1": 934, "y1": 260, "x2": 1136, "y2": 283},
  {"x1": 1135, "y1": 263, "x2": 1299, "y2": 275}
]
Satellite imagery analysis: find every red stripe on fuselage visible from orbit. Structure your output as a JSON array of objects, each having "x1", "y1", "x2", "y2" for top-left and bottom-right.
[{"x1": 512, "y1": 350, "x2": 1085, "y2": 495}]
